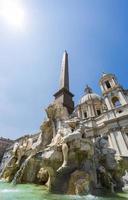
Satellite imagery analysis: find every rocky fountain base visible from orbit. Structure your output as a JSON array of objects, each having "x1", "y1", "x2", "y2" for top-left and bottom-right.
[{"x1": 0, "y1": 103, "x2": 127, "y2": 195}]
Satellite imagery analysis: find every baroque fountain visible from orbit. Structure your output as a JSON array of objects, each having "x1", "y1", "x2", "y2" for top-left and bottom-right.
[{"x1": 0, "y1": 102, "x2": 127, "y2": 195}]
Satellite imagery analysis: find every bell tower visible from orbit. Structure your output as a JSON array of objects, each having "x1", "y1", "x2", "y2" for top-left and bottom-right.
[
  {"x1": 54, "y1": 51, "x2": 74, "y2": 114},
  {"x1": 99, "y1": 73, "x2": 128, "y2": 110}
]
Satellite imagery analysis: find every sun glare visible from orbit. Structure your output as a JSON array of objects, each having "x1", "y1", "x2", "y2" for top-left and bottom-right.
[{"x1": 0, "y1": 0, "x2": 25, "y2": 29}]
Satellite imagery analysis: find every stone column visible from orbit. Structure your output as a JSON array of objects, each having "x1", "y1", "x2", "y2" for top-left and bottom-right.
[
  {"x1": 111, "y1": 78, "x2": 116, "y2": 87},
  {"x1": 108, "y1": 134, "x2": 113, "y2": 148},
  {"x1": 114, "y1": 131, "x2": 128, "y2": 156},
  {"x1": 122, "y1": 131, "x2": 128, "y2": 149},
  {"x1": 77, "y1": 108, "x2": 81, "y2": 118},
  {"x1": 118, "y1": 91, "x2": 127, "y2": 105},
  {"x1": 100, "y1": 84, "x2": 104, "y2": 93},
  {"x1": 88, "y1": 105, "x2": 92, "y2": 118},
  {"x1": 104, "y1": 97, "x2": 112, "y2": 110},
  {"x1": 109, "y1": 132, "x2": 120, "y2": 155}
]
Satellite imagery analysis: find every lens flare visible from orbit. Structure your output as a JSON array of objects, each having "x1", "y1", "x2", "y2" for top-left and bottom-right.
[{"x1": 0, "y1": 0, "x2": 25, "y2": 29}]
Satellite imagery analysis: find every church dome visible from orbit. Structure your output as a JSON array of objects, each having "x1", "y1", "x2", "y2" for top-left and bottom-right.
[
  {"x1": 79, "y1": 85, "x2": 101, "y2": 104},
  {"x1": 80, "y1": 93, "x2": 101, "y2": 104}
]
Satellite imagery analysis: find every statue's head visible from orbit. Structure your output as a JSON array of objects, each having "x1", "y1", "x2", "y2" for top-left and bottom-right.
[{"x1": 98, "y1": 135, "x2": 109, "y2": 149}]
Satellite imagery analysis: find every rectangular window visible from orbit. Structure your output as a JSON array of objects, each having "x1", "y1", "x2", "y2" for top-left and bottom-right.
[{"x1": 84, "y1": 112, "x2": 87, "y2": 118}]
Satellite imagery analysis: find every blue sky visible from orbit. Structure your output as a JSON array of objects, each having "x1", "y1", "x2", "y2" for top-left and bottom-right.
[{"x1": 0, "y1": 0, "x2": 128, "y2": 139}]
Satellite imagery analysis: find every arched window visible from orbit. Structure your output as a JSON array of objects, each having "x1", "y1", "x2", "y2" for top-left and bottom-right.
[
  {"x1": 105, "y1": 81, "x2": 111, "y2": 89},
  {"x1": 112, "y1": 96, "x2": 121, "y2": 107}
]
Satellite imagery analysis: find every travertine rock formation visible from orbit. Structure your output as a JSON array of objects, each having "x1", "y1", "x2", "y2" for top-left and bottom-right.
[
  {"x1": 68, "y1": 170, "x2": 90, "y2": 195},
  {"x1": 0, "y1": 138, "x2": 13, "y2": 163}
]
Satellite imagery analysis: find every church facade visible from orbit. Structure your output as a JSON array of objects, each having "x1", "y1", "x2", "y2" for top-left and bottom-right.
[{"x1": 54, "y1": 51, "x2": 128, "y2": 159}]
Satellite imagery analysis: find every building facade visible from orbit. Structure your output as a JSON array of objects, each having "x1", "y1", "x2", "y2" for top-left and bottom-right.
[{"x1": 75, "y1": 73, "x2": 128, "y2": 158}]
